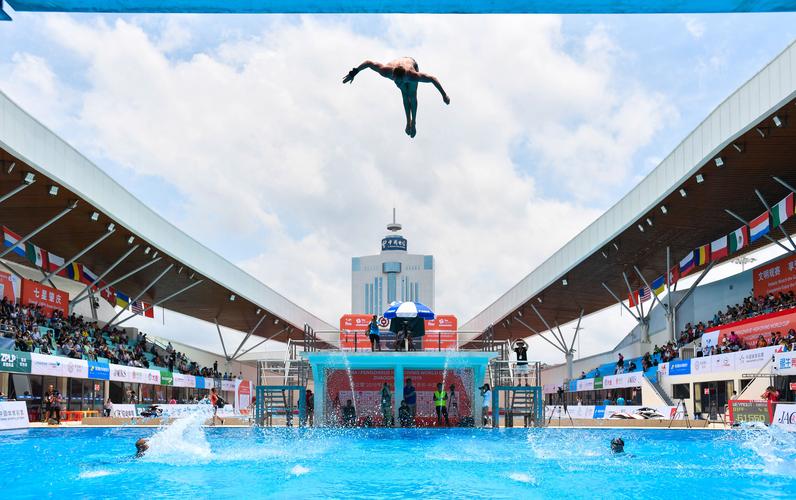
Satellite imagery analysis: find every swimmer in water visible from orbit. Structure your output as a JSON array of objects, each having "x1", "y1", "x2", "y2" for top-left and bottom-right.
[
  {"x1": 342, "y1": 57, "x2": 450, "y2": 138},
  {"x1": 610, "y1": 437, "x2": 625, "y2": 454},
  {"x1": 135, "y1": 438, "x2": 149, "y2": 458}
]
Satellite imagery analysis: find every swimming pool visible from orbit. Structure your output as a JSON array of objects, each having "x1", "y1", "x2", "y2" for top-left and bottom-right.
[{"x1": 3, "y1": 424, "x2": 796, "y2": 499}]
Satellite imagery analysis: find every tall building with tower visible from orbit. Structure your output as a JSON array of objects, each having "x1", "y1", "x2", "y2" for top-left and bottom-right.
[{"x1": 351, "y1": 211, "x2": 434, "y2": 315}]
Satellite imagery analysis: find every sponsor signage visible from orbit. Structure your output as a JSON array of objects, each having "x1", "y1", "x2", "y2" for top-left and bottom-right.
[
  {"x1": 592, "y1": 406, "x2": 606, "y2": 419},
  {"x1": 662, "y1": 346, "x2": 778, "y2": 377},
  {"x1": 381, "y1": 235, "x2": 407, "y2": 252},
  {"x1": 668, "y1": 360, "x2": 691, "y2": 376},
  {"x1": 221, "y1": 380, "x2": 236, "y2": 392},
  {"x1": 0, "y1": 349, "x2": 31, "y2": 373},
  {"x1": 236, "y1": 379, "x2": 252, "y2": 410},
  {"x1": 160, "y1": 370, "x2": 173, "y2": 386},
  {"x1": 339, "y1": 314, "x2": 459, "y2": 351},
  {"x1": 775, "y1": 351, "x2": 796, "y2": 375},
  {"x1": 30, "y1": 353, "x2": 88, "y2": 378},
  {"x1": 109, "y1": 404, "x2": 137, "y2": 419},
  {"x1": 773, "y1": 403, "x2": 796, "y2": 431},
  {"x1": 0, "y1": 401, "x2": 29, "y2": 429},
  {"x1": 87, "y1": 360, "x2": 110, "y2": 380},
  {"x1": 173, "y1": 373, "x2": 196, "y2": 388},
  {"x1": 20, "y1": 279, "x2": 68, "y2": 316},
  {"x1": 729, "y1": 400, "x2": 773, "y2": 425},
  {"x1": 0, "y1": 271, "x2": 17, "y2": 301},
  {"x1": 753, "y1": 254, "x2": 796, "y2": 298}
]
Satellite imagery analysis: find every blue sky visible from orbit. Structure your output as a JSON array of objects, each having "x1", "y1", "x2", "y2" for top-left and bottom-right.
[{"x1": 0, "y1": 12, "x2": 794, "y2": 359}]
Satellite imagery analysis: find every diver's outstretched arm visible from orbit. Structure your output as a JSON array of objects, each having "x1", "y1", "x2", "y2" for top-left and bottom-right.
[
  {"x1": 343, "y1": 60, "x2": 392, "y2": 83},
  {"x1": 412, "y1": 72, "x2": 450, "y2": 104}
]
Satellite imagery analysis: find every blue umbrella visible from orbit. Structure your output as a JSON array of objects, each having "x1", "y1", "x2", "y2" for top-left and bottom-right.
[{"x1": 383, "y1": 301, "x2": 435, "y2": 320}]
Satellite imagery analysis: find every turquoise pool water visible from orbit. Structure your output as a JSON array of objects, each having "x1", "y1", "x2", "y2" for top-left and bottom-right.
[{"x1": 2, "y1": 423, "x2": 796, "y2": 499}]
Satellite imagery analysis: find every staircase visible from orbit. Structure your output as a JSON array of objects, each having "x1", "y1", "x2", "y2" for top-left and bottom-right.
[
  {"x1": 647, "y1": 377, "x2": 675, "y2": 406},
  {"x1": 255, "y1": 342, "x2": 311, "y2": 426},
  {"x1": 508, "y1": 388, "x2": 540, "y2": 427}
]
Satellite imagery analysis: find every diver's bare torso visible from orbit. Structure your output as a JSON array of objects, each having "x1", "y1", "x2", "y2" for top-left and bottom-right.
[{"x1": 342, "y1": 56, "x2": 449, "y2": 138}]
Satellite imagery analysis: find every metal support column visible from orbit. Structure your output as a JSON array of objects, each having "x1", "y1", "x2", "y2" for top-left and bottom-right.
[
  {"x1": 71, "y1": 256, "x2": 161, "y2": 306},
  {"x1": 104, "y1": 263, "x2": 174, "y2": 328},
  {"x1": 755, "y1": 188, "x2": 796, "y2": 251},
  {"x1": 215, "y1": 318, "x2": 230, "y2": 361},
  {"x1": 110, "y1": 279, "x2": 204, "y2": 328},
  {"x1": 40, "y1": 227, "x2": 116, "y2": 283},
  {"x1": 231, "y1": 314, "x2": 267, "y2": 360},
  {"x1": 70, "y1": 244, "x2": 139, "y2": 305},
  {"x1": 725, "y1": 208, "x2": 796, "y2": 256},
  {"x1": 0, "y1": 202, "x2": 77, "y2": 261},
  {"x1": 0, "y1": 179, "x2": 35, "y2": 205}
]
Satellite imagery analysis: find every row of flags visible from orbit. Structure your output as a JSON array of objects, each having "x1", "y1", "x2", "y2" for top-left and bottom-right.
[
  {"x1": 629, "y1": 192, "x2": 794, "y2": 308},
  {"x1": 2, "y1": 226, "x2": 153, "y2": 319}
]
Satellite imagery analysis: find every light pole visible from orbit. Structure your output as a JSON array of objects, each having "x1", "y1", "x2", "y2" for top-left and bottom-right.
[{"x1": 732, "y1": 256, "x2": 757, "y2": 272}]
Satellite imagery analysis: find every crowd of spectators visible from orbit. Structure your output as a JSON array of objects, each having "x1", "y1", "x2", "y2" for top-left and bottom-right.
[
  {"x1": 577, "y1": 290, "x2": 796, "y2": 379},
  {"x1": 675, "y1": 290, "x2": 796, "y2": 356},
  {"x1": 0, "y1": 298, "x2": 237, "y2": 378}
]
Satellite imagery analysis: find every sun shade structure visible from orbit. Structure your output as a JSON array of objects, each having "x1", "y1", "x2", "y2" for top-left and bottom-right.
[
  {"x1": 3, "y1": 0, "x2": 796, "y2": 14},
  {"x1": 0, "y1": 89, "x2": 334, "y2": 348},
  {"x1": 463, "y1": 40, "x2": 796, "y2": 343}
]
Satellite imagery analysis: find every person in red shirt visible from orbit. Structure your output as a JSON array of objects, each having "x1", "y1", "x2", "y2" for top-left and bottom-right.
[
  {"x1": 761, "y1": 386, "x2": 780, "y2": 403},
  {"x1": 210, "y1": 388, "x2": 224, "y2": 426}
]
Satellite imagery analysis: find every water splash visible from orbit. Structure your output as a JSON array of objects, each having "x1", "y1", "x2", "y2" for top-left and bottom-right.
[
  {"x1": 289, "y1": 464, "x2": 311, "y2": 476},
  {"x1": 507, "y1": 472, "x2": 537, "y2": 485},
  {"x1": 141, "y1": 408, "x2": 213, "y2": 465},
  {"x1": 78, "y1": 469, "x2": 116, "y2": 479},
  {"x1": 738, "y1": 423, "x2": 796, "y2": 476}
]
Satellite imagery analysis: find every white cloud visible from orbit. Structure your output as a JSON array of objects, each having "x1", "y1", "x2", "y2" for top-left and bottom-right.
[
  {"x1": 0, "y1": 14, "x2": 676, "y2": 357},
  {"x1": 680, "y1": 15, "x2": 706, "y2": 39}
]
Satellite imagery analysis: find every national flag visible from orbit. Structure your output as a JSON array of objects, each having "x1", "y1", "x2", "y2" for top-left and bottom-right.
[
  {"x1": 2, "y1": 227, "x2": 26, "y2": 258},
  {"x1": 47, "y1": 252, "x2": 65, "y2": 274},
  {"x1": 772, "y1": 193, "x2": 794, "y2": 228},
  {"x1": 639, "y1": 286, "x2": 651, "y2": 303},
  {"x1": 25, "y1": 242, "x2": 48, "y2": 268},
  {"x1": 696, "y1": 244, "x2": 711, "y2": 266},
  {"x1": 66, "y1": 262, "x2": 82, "y2": 282},
  {"x1": 669, "y1": 266, "x2": 680, "y2": 286},
  {"x1": 143, "y1": 303, "x2": 154, "y2": 319},
  {"x1": 100, "y1": 284, "x2": 115, "y2": 306},
  {"x1": 81, "y1": 265, "x2": 98, "y2": 286},
  {"x1": 628, "y1": 290, "x2": 639, "y2": 308},
  {"x1": 728, "y1": 226, "x2": 748, "y2": 254},
  {"x1": 651, "y1": 276, "x2": 666, "y2": 296},
  {"x1": 711, "y1": 235, "x2": 728, "y2": 261},
  {"x1": 679, "y1": 251, "x2": 696, "y2": 277},
  {"x1": 115, "y1": 291, "x2": 130, "y2": 309},
  {"x1": 131, "y1": 301, "x2": 155, "y2": 318},
  {"x1": 749, "y1": 212, "x2": 770, "y2": 242}
]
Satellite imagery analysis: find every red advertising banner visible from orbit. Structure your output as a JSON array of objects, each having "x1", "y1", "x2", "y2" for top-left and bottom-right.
[
  {"x1": 404, "y1": 369, "x2": 473, "y2": 423},
  {"x1": 20, "y1": 279, "x2": 68, "y2": 315},
  {"x1": 707, "y1": 307, "x2": 796, "y2": 348},
  {"x1": 425, "y1": 315, "x2": 458, "y2": 350},
  {"x1": 325, "y1": 368, "x2": 473, "y2": 426},
  {"x1": 753, "y1": 254, "x2": 796, "y2": 298},
  {"x1": 0, "y1": 271, "x2": 16, "y2": 301},
  {"x1": 338, "y1": 314, "x2": 458, "y2": 350},
  {"x1": 339, "y1": 314, "x2": 373, "y2": 350},
  {"x1": 326, "y1": 369, "x2": 394, "y2": 425}
]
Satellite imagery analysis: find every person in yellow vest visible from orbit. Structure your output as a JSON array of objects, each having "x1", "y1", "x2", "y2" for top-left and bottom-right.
[{"x1": 434, "y1": 382, "x2": 449, "y2": 427}]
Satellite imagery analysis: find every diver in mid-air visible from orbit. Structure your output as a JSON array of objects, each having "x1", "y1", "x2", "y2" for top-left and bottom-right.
[{"x1": 343, "y1": 57, "x2": 450, "y2": 138}]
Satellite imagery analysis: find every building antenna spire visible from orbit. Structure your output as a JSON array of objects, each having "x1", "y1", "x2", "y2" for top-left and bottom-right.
[{"x1": 387, "y1": 207, "x2": 401, "y2": 232}]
